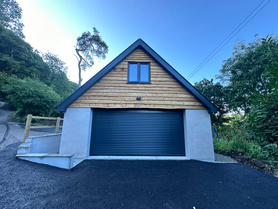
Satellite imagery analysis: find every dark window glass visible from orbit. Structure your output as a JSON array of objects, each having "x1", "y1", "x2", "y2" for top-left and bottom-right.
[
  {"x1": 128, "y1": 62, "x2": 150, "y2": 83},
  {"x1": 128, "y1": 64, "x2": 138, "y2": 82},
  {"x1": 140, "y1": 64, "x2": 149, "y2": 82}
]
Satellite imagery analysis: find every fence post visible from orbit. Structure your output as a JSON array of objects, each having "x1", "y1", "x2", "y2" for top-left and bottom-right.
[
  {"x1": 23, "y1": 114, "x2": 32, "y2": 143},
  {"x1": 55, "y1": 117, "x2": 61, "y2": 134}
]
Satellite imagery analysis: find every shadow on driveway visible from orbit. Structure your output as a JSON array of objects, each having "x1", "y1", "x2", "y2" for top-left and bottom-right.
[{"x1": 1, "y1": 143, "x2": 278, "y2": 209}]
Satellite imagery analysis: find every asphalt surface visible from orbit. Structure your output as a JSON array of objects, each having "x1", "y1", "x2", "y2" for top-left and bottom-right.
[
  {"x1": 0, "y1": 109, "x2": 51, "y2": 151},
  {"x1": 1, "y1": 143, "x2": 278, "y2": 209},
  {"x1": 0, "y1": 109, "x2": 15, "y2": 149}
]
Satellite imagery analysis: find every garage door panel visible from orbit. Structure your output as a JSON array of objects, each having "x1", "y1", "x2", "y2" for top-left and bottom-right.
[{"x1": 90, "y1": 109, "x2": 185, "y2": 156}]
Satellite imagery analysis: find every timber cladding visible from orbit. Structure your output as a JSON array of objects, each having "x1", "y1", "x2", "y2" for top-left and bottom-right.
[{"x1": 69, "y1": 48, "x2": 206, "y2": 110}]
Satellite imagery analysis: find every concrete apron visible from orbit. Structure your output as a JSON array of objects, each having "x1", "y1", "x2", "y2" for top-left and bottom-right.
[
  {"x1": 16, "y1": 134, "x2": 85, "y2": 169},
  {"x1": 87, "y1": 156, "x2": 235, "y2": 164},
  {"x1": 17, "y1": 153, "x2": 234, "y2": 170},
  {"x1": 87, "y1": 156, "x2": 190, "y2": 161}
]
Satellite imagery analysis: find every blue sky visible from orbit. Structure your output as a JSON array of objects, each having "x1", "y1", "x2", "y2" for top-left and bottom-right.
[{"x1": 17, "y1": 0, "x2": 278, "y2": 85}]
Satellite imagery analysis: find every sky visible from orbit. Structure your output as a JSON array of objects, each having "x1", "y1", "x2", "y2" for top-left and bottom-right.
[{"x1": 17, "y1": 0, "x2": 278, "y2": 85}]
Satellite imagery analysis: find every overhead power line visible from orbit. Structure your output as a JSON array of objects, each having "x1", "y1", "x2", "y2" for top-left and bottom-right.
[{"x1": 187, "y1": 0, "x2": 270, "y2": 80}]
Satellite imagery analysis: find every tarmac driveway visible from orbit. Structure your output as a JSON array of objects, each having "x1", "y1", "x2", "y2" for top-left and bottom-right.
[{"x1": 1, "y1": 143, "x2": 278, "y2": 209}]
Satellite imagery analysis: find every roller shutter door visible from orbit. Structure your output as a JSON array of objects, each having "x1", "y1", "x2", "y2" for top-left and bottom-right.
[{"x1": 90, "y1": 109, "x2": 185, "y2": 156}]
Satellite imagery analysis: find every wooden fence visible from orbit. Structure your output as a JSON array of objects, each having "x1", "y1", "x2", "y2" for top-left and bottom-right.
[{"x1": 23, "y1": 114, "x2": 63, "y2": 143}]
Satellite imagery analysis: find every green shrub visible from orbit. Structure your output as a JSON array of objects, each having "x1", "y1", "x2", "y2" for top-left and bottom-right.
[
  {"x1": 229, "y1": 135, "x2": 250, "y2": 153},
  {"x1": 2, "y1": 76, "x2": 61, "y2": 120},
  {"x1": 214, "y1": 121, "x2": 278, "y2": 166},
  {"x1": 0, "y1": 72, "x2": 9, "y2": 99},
  {"x1": 242, "y1": 90, "x2": 278, "y2": 165},
  {"x1": 213, "y1": 137, "x2": 231, "y2": 153},
  {"x1": 50, "y1": 72, "x2": 78, "y2": 100},
  {"x1": 214, "y1": 129, "x2": 252, "y2": 154},
  {"x1": 261, "y1": 143, "x2": 278, "y2": 164},
  {"x1": 248, "y1": 143, "x2": 263, "y2": 158},
  {"x1": 245, "y1": 90, "x2": 278, "y2": 144}
]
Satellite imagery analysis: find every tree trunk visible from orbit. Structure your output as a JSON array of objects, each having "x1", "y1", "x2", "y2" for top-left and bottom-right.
[{"x1": 75, "y1": 49, "x2": 83, "y2": 87}]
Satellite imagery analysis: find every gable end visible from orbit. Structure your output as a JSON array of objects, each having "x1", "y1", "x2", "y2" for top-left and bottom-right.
[
  {"x1": 57, "y1": 39, "x2": 217, "y2": 112},
  {"x1": 69, "y1": 49, "x2": 206, "y2": 110}
]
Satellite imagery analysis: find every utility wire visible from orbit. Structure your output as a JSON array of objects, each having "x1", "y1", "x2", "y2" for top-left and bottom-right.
[
  {"x1": 187, "y1": 0, "x2": 266, "y2": 79},
  {"x1": 187, "y1": 0, "x2": 270, "y2": 80}
]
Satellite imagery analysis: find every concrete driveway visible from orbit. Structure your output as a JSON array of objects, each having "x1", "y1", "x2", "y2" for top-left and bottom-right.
[{"x1": 1, "y1": 143, "x2": 278, "y2": 209}]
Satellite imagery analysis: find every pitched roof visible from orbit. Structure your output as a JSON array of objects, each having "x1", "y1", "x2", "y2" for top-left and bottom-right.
[{"x1": 57, "y1": 39, "x2": 217, "y2": 112}]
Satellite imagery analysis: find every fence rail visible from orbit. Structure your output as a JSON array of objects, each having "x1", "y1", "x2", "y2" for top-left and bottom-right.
[{"x1": 23, "y1": 114, "x2": 63, "y2": 143}]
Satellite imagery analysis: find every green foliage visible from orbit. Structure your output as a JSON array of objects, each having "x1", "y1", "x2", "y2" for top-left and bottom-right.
[
  {"x1": 0, "y1": 71, "x2": 8, "y2": 98},
  {"x1": 75, "y1": 27, "x2": 108, "y2": 86},
  {"x1": 42, "y1": 52, "x2": 78, "y2": 99},
  {"x1": 214, "y1": 130, "x2": 278, "y2": 165},
  {"x1": 213, "y1": 137, "x2": 231, "y2": 152},
  {"x1": 42, "y1": 52, "x2": 67, "y2": 74},
  {"x1": 245, "y1": 90, "x2": 278, "y2": 144},
  {"x1": 0, "y1": 24, "x2": 50, "y2": 81},
  {"x1": 0, "y1": 25, "x2": 78, "y2": 115},
  {"x1": 213, "y1": 133, "x2": 252, "y2": 154},
  {"x1": 247, "y1": 143, "x2": 264, "y2": 159},
  {"x1": 214, "y1": 115, "x2": 278, "y2": 165},
  {"x1": 214, "y1": 132, "x2": 269, "y2": 160},
  {"x1": 214, "y1": 116, "x2": 249, "y2": 152},
  {"x1": 194, "y1": 78, "x2": 229, "y2": 126},
  {"x1": 213, "y1": 35, "x2": 278, "y2": 166},
  {"x1": 50, "y1": 72, "x2": 78, "y2": 100},
  {"x1": 0, "y1": 0, "x2": 24, "y2": 38},
  {"x1": 2, "y1": 77, "x2": 61, "y2": 120},
  {"x1": 217, "y1": 35, "x2": 278, "y2": 115},
  {"x1": 261, "y1": 143, "x2": 278, "y2": 164}
]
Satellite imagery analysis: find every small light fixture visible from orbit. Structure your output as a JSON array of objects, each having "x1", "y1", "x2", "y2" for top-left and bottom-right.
[{"x1": 136, "y1": 97, "x2": 142, "y2": 101}]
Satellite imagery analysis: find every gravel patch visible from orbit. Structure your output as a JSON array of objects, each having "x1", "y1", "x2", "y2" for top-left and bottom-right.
[{"x1": 214, "y1": 153, "x2": 238, "y2": 163}]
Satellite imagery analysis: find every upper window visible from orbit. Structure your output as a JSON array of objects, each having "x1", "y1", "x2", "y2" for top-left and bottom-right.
[{"x1": 128, "y1": 62, "x2": 150, "y2": 83}]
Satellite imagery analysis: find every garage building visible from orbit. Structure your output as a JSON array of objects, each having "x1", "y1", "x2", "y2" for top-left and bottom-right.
[{"x1": 57, "y1": 39, "x2": 217, "y2": 161}]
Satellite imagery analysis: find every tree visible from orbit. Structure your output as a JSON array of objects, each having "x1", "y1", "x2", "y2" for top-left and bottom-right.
[
  {"x1": 244, "y1": 89, "x2": 278, "y2": 162},
  {"x1": 0, "y1": 0, "x2": 24, "y2": 38},
  {"x1": 42, "y1": 52, "x2": 68, "y2": 74},
  {"x1": 42, "y1": 52, "x2": 78, "y2": 99},
  {"x1": 0, "y1": 24, "x2": 77, "y2": 103},
  {"x1": 194, "y1": 78, "x2": 229, "y2": 127},
  {"x1": 0, "y1": 23, "x2": 78, "y2": 118},
  {"x1": 216, "y1": 35, "x2": 278, "y2": 160},
  {"x1": 0, "y1": 24, "x2": 50, "y2": 82},
  {"x1": 245, "y1": 90, "x2": 278, "y2": 144},
  {"x1": 0, "y1": 71, "x2": 8, "y2": 98},
  {"x1": 50, "y1": 72, "x2": 78, "y2": 100},
  {"x1": 75, "y1": 27, "x2": 108, "y2": 87},
  {"x1": 217, "y1": 35, "x2": 278, "y2": 115},
  {"x1": 2, "y1": 76, "x2": 61, "y2": 119}
]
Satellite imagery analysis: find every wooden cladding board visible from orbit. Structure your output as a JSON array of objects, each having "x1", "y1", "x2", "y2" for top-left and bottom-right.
[{"x1": 70, "y1": 48, "x2": 206, "y2": 110}]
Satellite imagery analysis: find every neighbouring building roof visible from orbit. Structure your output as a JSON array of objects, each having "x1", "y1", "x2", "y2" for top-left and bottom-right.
[{"x1": 57, "y1": 39, "x2": 217, "y2": 112}]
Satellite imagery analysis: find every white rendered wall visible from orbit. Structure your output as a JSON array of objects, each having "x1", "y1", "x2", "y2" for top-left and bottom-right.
[
  {"x1": 184, "y1": 109, "x2": 215, "y2": 161},
  {"x1": 59, "y1": 108, "x2": 92, "y2": 158},
  {"x1": 30, "y1": 134, "x2": 61, "y2": 153}
]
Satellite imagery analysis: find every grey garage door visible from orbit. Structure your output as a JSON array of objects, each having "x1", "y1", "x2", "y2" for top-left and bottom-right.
[{"x1": 90, "y1": 109, "x2": 185, "y2": 156}]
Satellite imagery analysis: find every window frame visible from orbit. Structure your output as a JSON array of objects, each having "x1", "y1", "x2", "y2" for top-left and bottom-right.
[{"x1": 127, "y1": 62, "x2": 151, "y2": 84}]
